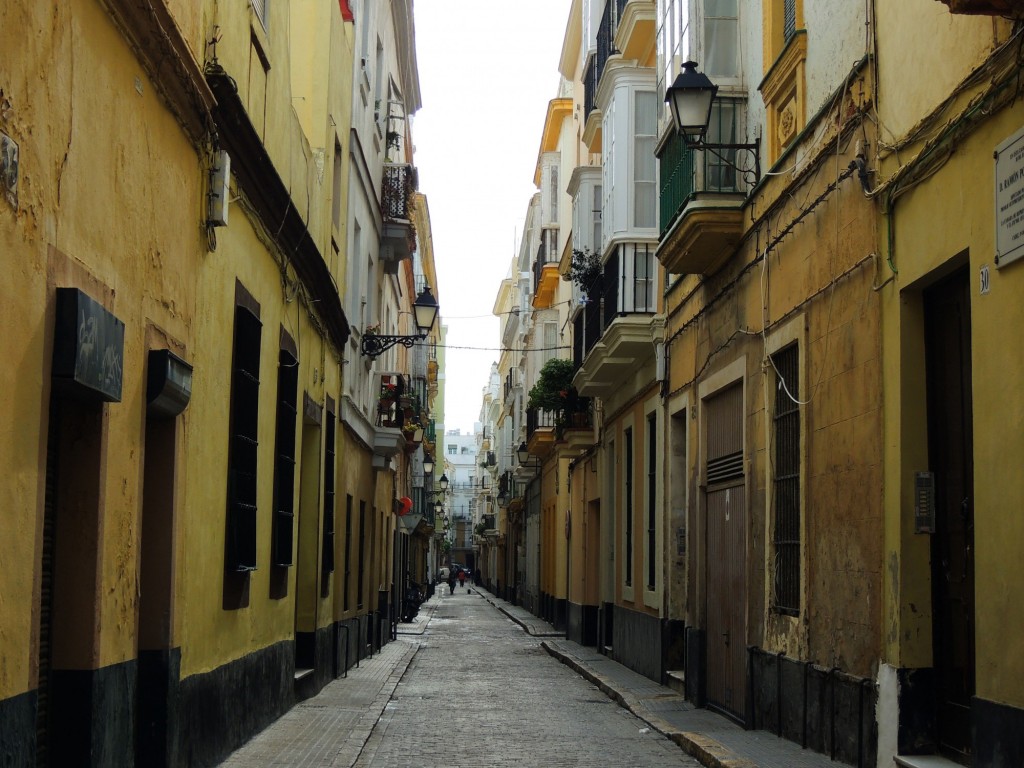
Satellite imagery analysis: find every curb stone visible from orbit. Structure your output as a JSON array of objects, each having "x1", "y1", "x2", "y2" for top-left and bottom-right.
[{"x1": 539, "y1": 640, "x2": 756, "y2": 768}]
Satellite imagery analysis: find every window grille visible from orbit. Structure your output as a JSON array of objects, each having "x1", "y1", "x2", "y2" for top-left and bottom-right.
[
  {"x1": 343, "y1": 496, "x2": 353, "y2": 611},
  {"x1": 772, "y1": 344, "x2": 800, "y2": 615},
  {"x1": 624, "y1": 427, "x2": 634, "y2": 586},
  {"x1": 227, "y1": 305, "x2": 261, "y2": 571},
  {"x1": 647, "y1": 413, "x2": 657, "y2": 590},
  {"x1": 784, "y1": 0, "x2": 797, "y2": 42},
  {"x1": 357, "y1": 501, "x2": 367, "y2": 609},
  {"x1": 272, "y1": 348, "x2": 298, "y2": 567},
  {"x1": 322, "y1": 409, "x2": 336, "y2": 578}
]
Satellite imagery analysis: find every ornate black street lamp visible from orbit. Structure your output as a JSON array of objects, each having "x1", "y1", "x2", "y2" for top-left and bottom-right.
[
  {"x1": 360, "y1": 286, "x2": 439, "y2": 358},
  {"x1": 665, "y1": 61, "x2": 760, "y2": 185}
]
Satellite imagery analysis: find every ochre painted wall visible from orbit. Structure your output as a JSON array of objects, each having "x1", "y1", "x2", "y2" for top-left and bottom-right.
[{"x1": 0, "y1": 0, "x2": 203, "y2": 699}]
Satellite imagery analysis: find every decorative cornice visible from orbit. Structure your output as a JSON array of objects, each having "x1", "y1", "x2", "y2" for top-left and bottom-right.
[
  {"x1": 99, "y1": 0, "x2": 216, "y2": 148},
  {"x1": 759, "y1": 31, "x2": 808, "y2": 102},
  {"x1": 207, "y1": 72, "x2": 350, "y2": 352}
]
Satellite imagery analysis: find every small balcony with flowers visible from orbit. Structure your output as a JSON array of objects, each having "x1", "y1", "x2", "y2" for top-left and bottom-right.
[
  {"x1": 656, "y1": 99, "x2": 752, "y2": 275},
  {"x1": 374, "y1": 372, "x2": 424, "y2": 458},
  {"x1": 571, "y1": 242, "x2": 663, "y2": 398}
]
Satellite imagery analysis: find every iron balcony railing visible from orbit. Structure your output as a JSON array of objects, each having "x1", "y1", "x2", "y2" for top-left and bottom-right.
[
  {"x1": 658, "y1": 99, "x2": 747, "y2": 236},
  {"x1": 526, "y1": 407, "x2": 558, "y2": 439},
  {"x1": 381, "y1": 163, "x2": 416, "y2": 221},
  {"x1": 572, "y1": 244, "x2": 657, "y2": 370},
  {"x1": 531, "y1": 228, "x2": 559, "y2": 295},
  {"x1": 583, "y1": 0, "x2": 623, "y2": 121}
]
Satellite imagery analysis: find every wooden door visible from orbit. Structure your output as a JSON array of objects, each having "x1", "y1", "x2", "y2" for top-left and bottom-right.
[
  {"x1": 704, "y1": 383, "x2": 746, "y2": 720},
  {"x1": 924, "y1": 268, "x2": 975, "y2": 764}
]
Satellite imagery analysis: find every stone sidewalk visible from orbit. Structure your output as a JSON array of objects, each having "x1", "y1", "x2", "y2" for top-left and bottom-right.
[
  {"x1": 475, "y1": 588, "x2": 847, "y2": 768},
  {"x1": 218, "y1": 594, "x2": 441, "y2": 768}
]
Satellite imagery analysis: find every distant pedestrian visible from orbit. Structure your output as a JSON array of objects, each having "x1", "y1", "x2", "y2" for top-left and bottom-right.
[
  {"x1": 457, "y1": 569, "x2": 466, "y2": 589},
  {"x1": 447, "y1": 570, "x2": 457, "y2": 595},
  {"x1": 474, "y1": 570, "x2": 481, "y2": 587}
]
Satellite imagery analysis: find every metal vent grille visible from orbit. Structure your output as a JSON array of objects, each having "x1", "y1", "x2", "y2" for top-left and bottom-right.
[{"x1": 707, "y1": 450, "x2": 743, "y2": 485}]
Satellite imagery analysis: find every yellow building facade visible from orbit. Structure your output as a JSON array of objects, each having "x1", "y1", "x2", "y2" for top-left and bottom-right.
[
  {"x1": 875, "y1": 1, "x2": 1024, "y2": 763},
  {"x1": 0, "y1": 0, "x2": 439, "y2": 765}
]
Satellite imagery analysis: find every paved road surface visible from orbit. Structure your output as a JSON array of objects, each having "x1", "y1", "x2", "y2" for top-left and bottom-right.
[
  {"x1": 221, "y1": 586, "x2": 700, "y2": 767},
  {"x1": 350, "y1": 587, "x2": 699, "y2": 767}
]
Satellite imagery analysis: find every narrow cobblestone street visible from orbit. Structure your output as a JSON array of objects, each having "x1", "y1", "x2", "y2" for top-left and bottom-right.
[{"x1": 222, "y1": 588, "x2": 700, "y2": 768}]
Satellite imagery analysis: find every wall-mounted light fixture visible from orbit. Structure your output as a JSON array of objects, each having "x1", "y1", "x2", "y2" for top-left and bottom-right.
[
  {"x1": 360, "y1": 286, "x2": 439, "y2": 358},
  {"x1": 665, "y1": 61, "x2": 760, "y2": 186},
  {"x1": 422, "y1": 454, "x2": 434, "y2": 475},
  {"x1": 516, "y1": 442, "x2": 541, "y2": 469}
]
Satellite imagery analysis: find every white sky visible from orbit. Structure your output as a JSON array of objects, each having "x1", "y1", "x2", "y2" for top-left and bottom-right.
[{"x1": 412, "y1": 0, "x2": 574, "y2": 434}]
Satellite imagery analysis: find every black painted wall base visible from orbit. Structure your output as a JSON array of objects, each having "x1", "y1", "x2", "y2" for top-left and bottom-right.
[
  {"x1": 662, "y1": 619, "x2": 686, "y2": 679},
  {"x1": 49, "y1": 661, "x2": 137, "y2": 767},
  {"x1": 598, "y1": 602, "x2": 614, "y2": 652},
  {"x1": 567, "y1": 601, "x2": 599, "y2": 646},
  {"x1": 0, "y1": 688, "x2": 35, "y2": 767},
  {"x1": 750, "y1": 648, "x2": 876, "y2": 767},
  {"x1": 896, "y1": 667, "x2": 936, "y2": 755},
  {"x1": 974, "y1": 695, "x2": 1024, "y2": 768},
  {"x1": 294, "y1": 625, "x2": 337, "y2": 701},
  {"x1": 611, "y1": 605, "x2": 662, "y2": 682},
  {"x1": 684, "y1": 626, "x2": 706, "y2": 706},
  {"x1": 177, "y1": 639, "x2": 294, "y2": 767},
  {"x1": 552, "y1": 598, "x2": 567, "y2": 631},
  {"x1": 536, "y1": 592, "x2": 566, "y2": 630},
  {"x1": 136, "y1": 648, "x2": 181, "y2": 768}
]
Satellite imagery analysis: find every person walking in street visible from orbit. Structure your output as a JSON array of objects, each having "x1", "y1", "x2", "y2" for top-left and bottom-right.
[
  {"x1": 457, "y1": 569, "x2": 466, "y2": 590},
  {"x1": 447, "y1": 569, "x2": 457, "y2": 595}
]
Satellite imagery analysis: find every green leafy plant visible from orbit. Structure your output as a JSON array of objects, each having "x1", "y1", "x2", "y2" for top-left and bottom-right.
[
  {"x1": 569, "y1": 248, "x2": 602, "y2": 298},
  {"x1": 527, "y1": 358, "x2": 592, "y2": 439}
]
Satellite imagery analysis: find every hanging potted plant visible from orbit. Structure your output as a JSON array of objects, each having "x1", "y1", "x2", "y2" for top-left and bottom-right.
[
  {"x1": 378, "y1": 380, "x2": 398, "y2": 406},
  {"x1": 401, "y1": 420, "x2": 424, "y2": 449}
]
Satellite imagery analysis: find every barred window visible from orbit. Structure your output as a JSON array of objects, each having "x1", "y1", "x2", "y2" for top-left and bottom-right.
[
  {"x1": 226, "y1": 302, "x2": 261, "y2": 572},
  {"x1": 271, "y1": 346, "x2": 298, "y2": 567},
  {"x1": 624, "y1": 428, "x2": 634, "y2": 587},
  {"x1": 321, "y1": 408, "x2": 336, "y2": 582},
  {"x1": 784, "y1": 0, "x2": 797, "y2": 42},
  {"x1": 772, "y1": 344, "x2": 800, "y2": 615},
  {"x1": 646, "y1": 413, "x2": 657, "y2": 590}
]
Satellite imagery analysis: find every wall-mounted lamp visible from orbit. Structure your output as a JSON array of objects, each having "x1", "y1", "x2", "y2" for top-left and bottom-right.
[
  {"x1": 422, "y1": 454, "x2": 434, "y2": 475},
  {"x1": 516, "y1": 442, "x2": 541, "y2": 468},
  {"x1": 360, "y1": 286, "x2": 439, "y2": 358},
  {"x1": 665, "y1": 61, "x2": 760, "y2": 186}
]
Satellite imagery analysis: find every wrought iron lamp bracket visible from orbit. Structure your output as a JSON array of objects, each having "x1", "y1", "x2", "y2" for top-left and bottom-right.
[
  {"x1": 689, "y1": 135, "x2": 761, "y2": 187},
  {"x1": 360, "y1": 333, "x2": 423, "y2": 358}
]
